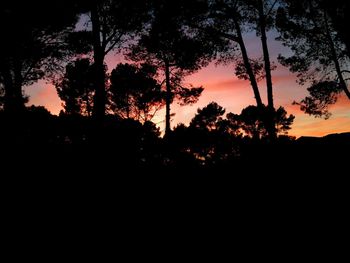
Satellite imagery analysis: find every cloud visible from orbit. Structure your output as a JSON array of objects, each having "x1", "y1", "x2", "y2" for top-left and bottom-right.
[{"x1": 204, "y1": 78, "x2": 250, "y2": 91}]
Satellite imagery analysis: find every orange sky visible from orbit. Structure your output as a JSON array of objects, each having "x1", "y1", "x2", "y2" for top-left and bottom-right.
[
  {"x1": 171, "y1": 64, "x2": 350, "y2": 138},
  {"x1": 27, "y1": 63, "x2": 350, "y2": 138},
  {"x1": 25, "y1": 34, "x2": 350, "y2": 138}
]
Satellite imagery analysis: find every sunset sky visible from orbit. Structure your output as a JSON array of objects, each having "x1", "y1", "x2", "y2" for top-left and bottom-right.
[{"x1": 26, "y1": 31, "x2": 350, "y2": 138}]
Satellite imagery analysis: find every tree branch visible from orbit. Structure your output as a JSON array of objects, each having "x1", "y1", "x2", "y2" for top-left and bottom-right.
[
  {"x1": 192, "y1": 24, "x2": 239, "y2": 42},
  {"x1": 22, "y1": 60, "x2": 39, "y2": 84},
  {"x1": 149, "y1": 104, "x2": 163, "y2": 122},
  {"x1": 266, "y1": 0, "x2": 279, "y2": 18},
  {"x1": 101, "y1": 19, "x2": 108, "y2": 49},
  {"x1": 104, "y1": 28, "x2": 118, "y2": 47},
  {"x1": 159, "y1": 79, "x2": 166, "y2": 87},
  {"x1": 104, "y1": 32, "x2": 124, "y2": 55}
]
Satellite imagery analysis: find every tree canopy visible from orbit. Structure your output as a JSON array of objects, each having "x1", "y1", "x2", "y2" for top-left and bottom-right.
[
  {"x1": 276, "y1": 0, "x2": 350, "y2": 118},
  {"x1": 56, "y1": 59, "x2": 95, "y2": 116},
  {"x1": 128, "y1": 0, "x2": 214, "y2": 135},
  {"x1": 0, "y1": 0, "x2": 79, "y2": 114},
  {"x1": 109, "y1": 63, "x2": 165, "y2": 122}
]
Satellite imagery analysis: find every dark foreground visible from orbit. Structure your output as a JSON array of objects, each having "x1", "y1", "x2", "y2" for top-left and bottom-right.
[
  {"x1": 1, "y1": 129, "x2": 348, "y2": 221},
  {"x1": 1, "y1": 111, "x2": 348, "y2": 182},
  {"x1": 2, "y1": 132, "x2": 348, "y2": 176}
]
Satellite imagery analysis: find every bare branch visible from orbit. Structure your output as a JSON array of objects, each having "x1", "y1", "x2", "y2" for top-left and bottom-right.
[
  {"x1": 266, "y1": 0, "x2": 279, "y2": 18},
  {"x1": 192, "y1": 24, "x2": 238, "y2": 42},
  {"x1": 104, "y1": 32, "x2": 124, "y2": 55}
]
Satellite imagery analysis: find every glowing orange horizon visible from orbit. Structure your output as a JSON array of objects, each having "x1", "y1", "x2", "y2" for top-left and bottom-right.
[{"x1": 25, "y1": 62, "x2": 350, "y2": 138}]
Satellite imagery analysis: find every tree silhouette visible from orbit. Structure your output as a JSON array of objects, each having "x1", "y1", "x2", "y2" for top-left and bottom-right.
[
  {"x1": 294, "y1": 81, "x2": 343, "y2": 119},
  {"x1": 128, "y1": 0, "x2": 214, "y2": 136},
  {"x1": 109, "y1": 63, "x2": 165, "y2": 122},
  {"x1": 74, "y1": 0, "x2": 150, "y2": 121},
  {"x1": 324, "y1": 0, "x2": 350, "y2": 58},
  {"x1": 231, "y1": 106, "x2": 266, "y2": 140},
  {"x1": 0, "y1": 0, "x2": 349, "y2": 172},
  {"x1": 189, "y1": 102, "x2": 226, "y2": 131},
  {"x1": 226, "y1": 105, "x2": 294, "y2": 139},
  {"x1": 203, "y1": 0, "x2": 264, "y2": 109},
  {"x1": 171, "y1": 102, "x2": 238, "y2": 167},
  {"x1": 276, "y1": 0, "x2": 350, "y2": 118},
  {"x1": 0, "y1": 1, "x2": 79, "y2": 115},
  {"x1": 55, "y1": 59, "x2": 95, "y2": 116},
  {"x1": 246, "y1": 0, "x2": 279, "y2": 139},
  {"x1": 189, "y1": 0, "x2": 279, "y2": 139}
]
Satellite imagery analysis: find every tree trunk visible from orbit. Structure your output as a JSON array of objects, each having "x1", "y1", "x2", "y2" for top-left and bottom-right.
[
  {"x1": 258, "y1": 0, "x2": 277, "y2": 140},
  {"x1": 125, "y1": 91, "x2": 130, "y2": 119},
  {"x1": 91, "y1": 4, "x2": 106, "y2": 121},
  {"x1": 324, "y1": 11, "x2": 350, "y2": 100},
  {"x1": 2, "y1": 60, "x2": 25, "y2": 115},
  {"x1": 2, "y1": 65, "x2": 15, "y2": 113},
  {"x1": 327, "y1": 1, "x2": 350, "y2": 58},
  {"x1": 233, "y1": 18, "x2": 264, "y2": 108},
  {"x1": 258, "y1": 0, "x2": 274, "y2": 110},
  {"x1": 164, "y1": 60, "x2": 172, "y2": 136}
]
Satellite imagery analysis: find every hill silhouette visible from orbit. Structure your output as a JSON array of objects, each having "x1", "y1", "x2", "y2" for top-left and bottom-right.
[{"x1": 297, "y1": 132, "x2": 350, "y2": 144}]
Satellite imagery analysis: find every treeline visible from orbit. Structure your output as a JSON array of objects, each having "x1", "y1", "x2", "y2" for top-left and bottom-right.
[
  {"x1": 0, "y1": 102, "x2": 296, "y2": 169},
  {"x1": 0, "y1": 0, "x2": 349, "y2": 167}
]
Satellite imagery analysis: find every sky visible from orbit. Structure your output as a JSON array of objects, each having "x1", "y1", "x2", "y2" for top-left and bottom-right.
[{"x1": 25, "y1": 32, "x2": 350, "y2": 138}]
